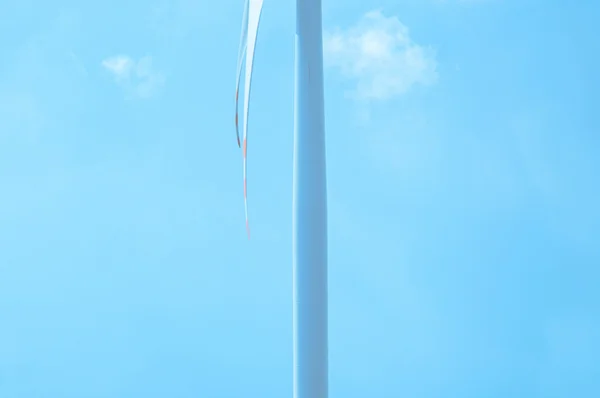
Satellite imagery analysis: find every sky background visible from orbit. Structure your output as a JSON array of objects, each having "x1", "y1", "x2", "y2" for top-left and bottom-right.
[{"x1": 1, "y1": 0, "x2": 599, "y2": 397}]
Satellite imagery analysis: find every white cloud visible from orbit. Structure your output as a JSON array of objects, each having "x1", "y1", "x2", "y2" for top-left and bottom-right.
[
  {"x1": 102, "y1": 55, "x2": 164, "y2": 99},
  {"x1": 324, "y1": 10, "x2": 438, "y2": 100},
  {"x1": 102, "y1": 55, "x2": 133, "y2": 79}
]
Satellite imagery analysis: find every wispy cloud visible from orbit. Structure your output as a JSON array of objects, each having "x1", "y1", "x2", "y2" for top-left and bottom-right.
[
  {"x1": 102, "y1": 55, "x2": 133, "y2": 79},
  {"x1": 102, "y1": 55, "x2": 164, "y2": 99},
  {"x1": 324, "y1": 10, "x2": 438, "y2": 100}
]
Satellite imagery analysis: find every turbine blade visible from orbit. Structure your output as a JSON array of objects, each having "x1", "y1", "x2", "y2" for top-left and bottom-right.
[
  {"x1": 234, "y1": 0, "x2": 249, "y2": 147},
  {"x1": 242, "y1": 0, "x2": 264, "y2": 239}
]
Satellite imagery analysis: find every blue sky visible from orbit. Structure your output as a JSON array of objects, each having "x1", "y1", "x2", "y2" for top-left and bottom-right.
[{"x1": 1, "y1": 0, "x2": 599, "y2": 396}]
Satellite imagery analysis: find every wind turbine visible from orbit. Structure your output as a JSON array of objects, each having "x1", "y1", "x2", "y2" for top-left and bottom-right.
[{"x1": 234, "y1": 0, "x2": 328, "y2": 397}]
